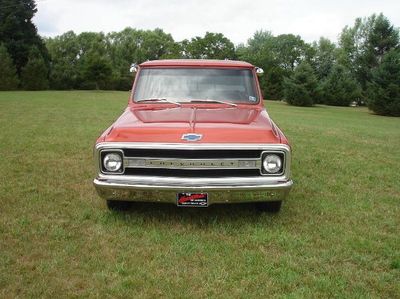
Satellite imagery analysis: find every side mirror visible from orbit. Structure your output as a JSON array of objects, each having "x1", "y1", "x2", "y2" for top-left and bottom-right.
[
  {"x1": 130, "y1": 63, "x2": 138, "y2": 73},
  {"x1": 256, "y1": 67, "x2": 264, "y2": 77}
]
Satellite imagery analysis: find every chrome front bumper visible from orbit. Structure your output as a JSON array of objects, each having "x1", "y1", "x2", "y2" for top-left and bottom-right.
[{"x1": 93, "y1": 175, "x2": 293, "y2": 204}]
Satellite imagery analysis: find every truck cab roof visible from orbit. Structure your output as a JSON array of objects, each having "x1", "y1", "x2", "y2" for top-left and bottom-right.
[{"x1": 139, "y1": 59, "x2": 255, "y2": 68}]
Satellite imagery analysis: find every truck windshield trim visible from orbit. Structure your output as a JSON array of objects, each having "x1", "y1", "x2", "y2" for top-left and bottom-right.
[{"x1": 132, "y1": 68, "x2": 259, "y2": 105}]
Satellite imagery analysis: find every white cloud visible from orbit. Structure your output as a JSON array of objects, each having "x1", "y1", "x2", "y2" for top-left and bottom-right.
[{"x1": 34, "y1": 0, "x2": 400, "y2": 44}]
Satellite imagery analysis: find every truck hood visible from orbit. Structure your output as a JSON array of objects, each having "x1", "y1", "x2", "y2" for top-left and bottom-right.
[{"x1": 103, "y1": 105, "x2": 280, "y2": 143}]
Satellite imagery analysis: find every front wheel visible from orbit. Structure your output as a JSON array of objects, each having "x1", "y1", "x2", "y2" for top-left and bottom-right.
[
  {"x1": 106, "y1": 200, "x2": 132, "y2": 211},
  {"x1": 255, "y1": 201, "x2": 282, "y2": 213}
]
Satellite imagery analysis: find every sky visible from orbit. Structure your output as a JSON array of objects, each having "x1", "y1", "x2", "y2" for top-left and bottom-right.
[{"x1": 34, "y1": 0, "x2": 400, "y2": 45}]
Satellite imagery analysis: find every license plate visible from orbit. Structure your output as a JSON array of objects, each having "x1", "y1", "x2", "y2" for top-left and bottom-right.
[{"x1": 177, "y1": 192, "x2": 208, "y2": 207}]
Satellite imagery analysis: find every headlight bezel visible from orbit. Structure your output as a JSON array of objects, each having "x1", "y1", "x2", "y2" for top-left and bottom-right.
[
  {"x1": 100, "y1": 149, "x2": 124, "y2": 174},
  {"x1": 260, "y1": 151, "x2": 285, "y2": 176}
]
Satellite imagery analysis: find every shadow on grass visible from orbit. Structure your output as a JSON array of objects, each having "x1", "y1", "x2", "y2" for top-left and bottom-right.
[{"x1": 99, "y1": 201, "x2": 287, "y2": 230}]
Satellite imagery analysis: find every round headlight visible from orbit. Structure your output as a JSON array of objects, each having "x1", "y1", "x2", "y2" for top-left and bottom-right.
[
  {"x1": 103, "y1": 153, "x2": 122, "y2": 172},
  {"x1": 263, "y1": 154, "x2": 282, "y2": 174}
]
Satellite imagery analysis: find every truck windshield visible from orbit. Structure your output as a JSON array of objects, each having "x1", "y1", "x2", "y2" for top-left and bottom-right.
[{"x1": 133, "y1": 68, "x2": 259, "y2": 104}]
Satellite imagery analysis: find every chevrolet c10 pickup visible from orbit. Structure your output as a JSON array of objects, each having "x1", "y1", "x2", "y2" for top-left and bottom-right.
[{"x1": 93, "y1": 59, "x2": 292, "y2": 212}]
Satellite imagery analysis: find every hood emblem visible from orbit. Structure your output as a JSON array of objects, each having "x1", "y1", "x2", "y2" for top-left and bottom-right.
[{"x1": 182, "y1": 133, "x2": 202, "y2": 142}]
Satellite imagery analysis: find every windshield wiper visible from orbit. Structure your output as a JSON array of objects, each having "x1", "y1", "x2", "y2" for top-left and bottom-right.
[
  {"x1": 136, "y1": 98, "x2": 181, "y2": 106},
  {"x1": 187, "y1": 99, "x2": 237, "y2": 107}
]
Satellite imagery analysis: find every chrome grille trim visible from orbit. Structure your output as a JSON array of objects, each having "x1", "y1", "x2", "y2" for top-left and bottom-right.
[
  {"x1": 124, "y1": 157, "x2": 261, "y2": 169},
  {"x1": 95, "y1": 142, "x2": 291, "y2": 179}
]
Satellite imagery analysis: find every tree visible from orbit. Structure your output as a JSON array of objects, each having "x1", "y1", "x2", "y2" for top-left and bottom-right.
[
  {"x1": 338, "y1": 14, "x2": 399, "y2": 91},
  {"x1": 0, "y1": 0, "x2": 49, "y2": 76},
  {"x1": 283, "y1": 62, "x2": 317, "y2": 106},
  {"x1": 0, "y1": 44, "x2": 19, "y2": 90},
  {"x1": 181, "y1": 32, "x2": 235, "y2": 60},
  {"x1": 20, "y1": 47, "x2": 49, "y2": 90},
  {"x1": 310, "y1": 37, "x2": 337, "y2": 80},
  {"x1": 82, "y1": 52, "x2": 112, "y2": 90},
  {"x1": 367, "y1": 49, "x2": 400, "y2": 116},
  {"x1": 236, "y1": 31, "x2": 277, "y2": 98},
  {"x1": 45, "y1": 31, "x2": 80, "y2": 89},
  {"x1": 320, "y1": 65, "x2": 361, "y2": 106},
  {"x1": 368, "y1": 14, "x2": 399, "y2": 63},
  {"x1": 274, "y1": 34, "x2": 308, "y2": 72},
  {"x1": 237, "y1": 31, "x2": 310, "y2": 100},
  {"x1": 106, "y1": 28, "x2": 179, "y2": 90},
  {"x1": 308, "y1": 37, "x2": 338, "y2": 104},
  {"x1": 76, "y1": 31, "x2": 119, "y2": 89}
]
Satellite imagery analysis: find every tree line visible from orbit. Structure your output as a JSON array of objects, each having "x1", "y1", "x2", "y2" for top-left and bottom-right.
[{"x1": 0, "y1": 0, "x2": 399, "y2": 116}]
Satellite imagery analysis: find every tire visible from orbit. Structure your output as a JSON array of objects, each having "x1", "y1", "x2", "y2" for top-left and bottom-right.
[
  {"x1": 255, "y1": 201, "x2": 282, "y2": 213},
  {"x1": 106, "y1": 200, "x2": 132, "y2": 211}
]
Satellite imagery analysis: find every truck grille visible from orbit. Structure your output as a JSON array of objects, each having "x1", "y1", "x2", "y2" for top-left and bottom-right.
[{"x1": 121, "y1": 149, "x2": 264, "y2": 177}]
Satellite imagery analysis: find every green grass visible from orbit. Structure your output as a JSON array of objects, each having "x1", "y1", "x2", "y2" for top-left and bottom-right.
[{"x1": 0, "y1": 91, "x2": 399, "y2": 298}]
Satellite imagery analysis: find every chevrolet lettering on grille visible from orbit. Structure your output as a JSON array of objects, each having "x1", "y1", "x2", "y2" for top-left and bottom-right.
[{"x1": 148, "y1": 159, "x2": 236, "y2": 168}]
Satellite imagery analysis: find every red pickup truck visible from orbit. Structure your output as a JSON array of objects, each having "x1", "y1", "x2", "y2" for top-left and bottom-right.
[{"x1": 93, "y1": 59, "x2": 292, "y2": 212}]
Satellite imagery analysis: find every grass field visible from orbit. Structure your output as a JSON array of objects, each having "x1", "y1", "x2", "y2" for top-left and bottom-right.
[{"x1": 0, "y1": 91, "x2": 399, "y2": 298}]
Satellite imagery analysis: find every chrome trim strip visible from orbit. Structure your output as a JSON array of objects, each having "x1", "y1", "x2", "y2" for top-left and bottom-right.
[
  {"x1": 124, "y1": 157, "x2": 262, "y2": 169},
  {"x1": 96, "y1": 174, "x2": 291, "y2": 188},
  {"x1": 95, "y1": 142, "x2": 290, "y2": 150},
  {"x1": 94, "y1": 177, "x2": 292, "y2": 191}
]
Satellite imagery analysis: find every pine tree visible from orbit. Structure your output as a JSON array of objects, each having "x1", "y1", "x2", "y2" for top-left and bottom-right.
[
  {"x1": 0, "y1": 44, "x2": 19, "y2": 90},
  {"x1": 338, "y1": 13, "x2": 399, "y2": 92},
  {"x1": 283, "y1": 62, "x2": 317, "y2": 106},
  {"x1": 82, "y1": 52, "x2": 112, "y2": 90},
  {"x1": 320, "y1": 65, "x2": 361, "y2": 106},
  {"x1": 367, "y1": 49, "x2": 400, "y2": 116},
  {"x1": 0, "y1": 0, "x2": 49, "y2": 76},
  {"x1": 20, "y1": 47, "x2": 49, "y2": 90}
]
